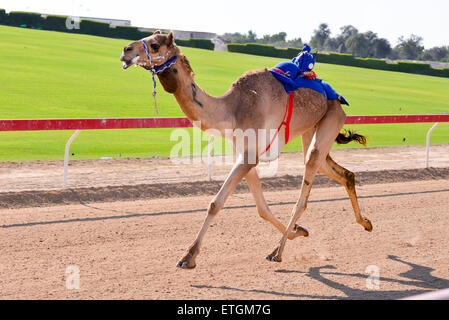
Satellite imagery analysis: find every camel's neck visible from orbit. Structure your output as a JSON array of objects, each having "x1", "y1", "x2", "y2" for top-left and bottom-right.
[
  {"x1": 157, "y1": 59, "x2": 235, "y2": 133},
  {"x1": 176, "y1": 82, "x2": 234, "y2": 132}
]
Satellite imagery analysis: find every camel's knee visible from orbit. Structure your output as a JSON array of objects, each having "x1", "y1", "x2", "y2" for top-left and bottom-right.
[
  {"x1": 257, "y1": 206, "x2": 272, "y2": 221},
  {"x1": 306, "y1": 148, "x2": 320, "y2": 167},
  {"x1": 207, "y1": 199, "x2": 222, "y2": 217},
  {"x1": 310, "y1": 147, "x2": 320, "y2": 160},
  {"x1": 344, "y1": 170, "x2": 356, "y2": 189}
]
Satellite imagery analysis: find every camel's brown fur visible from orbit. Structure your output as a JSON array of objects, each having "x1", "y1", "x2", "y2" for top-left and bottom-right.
[{"x1": 120, "y1": 31, "x2": 372, "y2": 268}]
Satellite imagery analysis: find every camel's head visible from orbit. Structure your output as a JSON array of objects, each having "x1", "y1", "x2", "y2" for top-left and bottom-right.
[
  {"x1": 120, "y1": 30, "x2": 195, "y2": 94},
  {"x1": 120, "y1": 30, "x2": 178, "y2": 70}
]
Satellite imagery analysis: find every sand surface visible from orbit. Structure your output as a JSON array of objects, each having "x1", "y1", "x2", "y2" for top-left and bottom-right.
[{"x1": 1, "y1": 144, "x2": 448, "y2": 300}]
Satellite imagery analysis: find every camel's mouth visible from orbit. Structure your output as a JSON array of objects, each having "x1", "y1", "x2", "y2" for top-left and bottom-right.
[
  {"x1": 121, "y1": 56, "x2": 139, "y2": 70},
  {"x1": 122, "y1": 61, "x2": 131, "y2": 70}
]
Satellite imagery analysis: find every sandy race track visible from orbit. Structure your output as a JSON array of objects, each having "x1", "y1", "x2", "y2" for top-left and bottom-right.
[
  {"x1": 1, "y1": 145, "x2": 449, "y2": 300},
  {"x1": 1, "y1": 178, "x2": 449, "y2": 300},
  {"x1": 2, "y1": 144, "x2": 449, "y2": 193}
]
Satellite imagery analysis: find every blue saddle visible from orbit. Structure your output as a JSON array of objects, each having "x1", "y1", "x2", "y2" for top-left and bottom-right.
[{"x1": 269, "y1": 46, "x2": 349, "y2": 105}]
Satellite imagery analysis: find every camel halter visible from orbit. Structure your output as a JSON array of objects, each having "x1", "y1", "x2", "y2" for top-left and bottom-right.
[{"x1": 141, "y1": 39, "x2": 178, "y2": 114}]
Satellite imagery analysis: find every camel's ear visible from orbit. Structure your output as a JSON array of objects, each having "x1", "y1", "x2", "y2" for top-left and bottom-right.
[
  {"x1": 153, "y1": 30, "x2": 161, "y2": 35},
  {"x1": 167, "y1": 31, "x2": 175, "y2": 47}
]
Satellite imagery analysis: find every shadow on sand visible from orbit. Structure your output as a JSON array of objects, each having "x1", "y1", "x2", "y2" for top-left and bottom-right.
[{"x1": 192, "y1": 255, "x2": 449, "y2": 300}]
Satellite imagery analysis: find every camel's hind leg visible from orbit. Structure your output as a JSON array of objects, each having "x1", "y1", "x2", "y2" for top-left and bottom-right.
[
  {"x1": 302, "y1": 129, "x2": 373, "y2": 231},
  {"x1": 267, "y1": 101, "x2": 346, "y2": 262},
  {"x1": 245, "y1": 168, "x2": 308, "y2": 239},
  {"x1": 319, "y1": 156, "x2": 373, "y2": 231}
]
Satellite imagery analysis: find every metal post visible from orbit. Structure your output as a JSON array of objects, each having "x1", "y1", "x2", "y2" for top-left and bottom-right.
[
  {"x1": 64, "y1": 130, "x2": 81, "y2": 188},
  {"x1": 207, "y1": 136, "x2": 214, "y2": 181},
  {"x1": 426, "y1": 123, "x2": 439, "y2": 168}
]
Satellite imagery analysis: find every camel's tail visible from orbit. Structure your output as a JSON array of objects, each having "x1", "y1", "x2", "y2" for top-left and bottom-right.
[{"x1": 335, "y1": 129, "x2": 367, "y2": 146}]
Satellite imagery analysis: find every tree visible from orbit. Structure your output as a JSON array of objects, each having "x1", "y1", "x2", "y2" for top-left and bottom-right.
[
  {"x1": 247, "y1": 30, "x2": 257, "y2": 42},
  {"x1": 361, "y1": 31, "x2": 392, "y2": 58},
  {"x1": 324, "y1": 37, "x2": 340, "y2": 52},
  {"x1": 340, "y1": 25, "x2": 359, "y2": 40},
  {"x1": 286, "y1": 37, "x2": 303, "y2": 49},
  {"x1": 395, "y1": 35, "x2": 424, "y2": 60},
  {"x1": 270, "y1": 32, "x2": 287, "y2": 43},
  {"x1": 335, "y1": 25, "x2": 359, "y2": 52},
  {"x1": 222, "y1": 32, "x2": 245, "y2": 43},
  {"x1": 372, "y1": 38, "x2": 392, "y2": 58},
  {"x1": 345, "y1": 33, "x2": 369, "y2": 57},
  {"x1": 422, "y1": 46, "x2": 449, "y2": 61},
  {"x1": 259, "y1": 32, "x2": 287, "y2": 44},
  {"x1": 310, "y1": 23, "x2": 331, "y2": 50},
  {"x1": 363, "y1": 31, "x2": 377, "y2": 43},
  {"x1": 221, "y1": 30, "x2": 258, "y2": 44},
  {"x1": 221, "y1": 30, "x2": 302, "y2": 48}
]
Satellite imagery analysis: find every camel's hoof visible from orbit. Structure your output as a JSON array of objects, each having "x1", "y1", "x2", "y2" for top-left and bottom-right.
[
  {"x1": 363, "y1": 218, "x2": 373, "y2": 232},
  {"x1": 176, "y1": 261, "x2": 196, "y2": 269},
  {"x1": 266, "y1": 251, "x2": 282, "y2": 263},
  {"x1": 176, "y1": 256, "x2": 196, "y2": 269}
]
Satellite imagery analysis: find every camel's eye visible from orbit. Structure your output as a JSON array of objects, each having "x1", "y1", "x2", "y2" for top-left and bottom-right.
[{"x1": 150, "y1": 43, "x2": 160, "y2": 51}]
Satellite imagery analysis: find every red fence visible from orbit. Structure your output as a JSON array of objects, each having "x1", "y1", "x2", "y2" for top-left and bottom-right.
[
  {"x1": 1, "y1": 115, "x2": 447, "y2": 188},
  {"x1": 345, "y1": 114, "x2": 449, "y2": 125},
  {"x1": 0, "y1": 117, "x2": 193, "y2": 131},
  {"x1": 1, "y1": 115, "x2": 448, "y2": 131}
]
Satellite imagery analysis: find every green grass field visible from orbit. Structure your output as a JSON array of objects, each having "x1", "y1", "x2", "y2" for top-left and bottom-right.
[{"x1": 0, "y1": 25, "x2": 448, "y2": 162}]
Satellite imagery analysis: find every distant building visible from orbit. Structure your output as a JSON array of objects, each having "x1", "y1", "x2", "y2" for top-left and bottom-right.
[
  {"x1": 70, "y1": 17, "x2": 131, "y2": 28},
  {"x1": 40, "y1": 13, "x2": 216, "y2": 40},
  {"x1": 138, "y1": 27, "x2": 216, "y2": 40},
  {"x1": 41, "y1": 14, "x2": 131, "y2": 27},
  {"x1": 76, "y1": 16, "x2": 131, "y2": 27}
]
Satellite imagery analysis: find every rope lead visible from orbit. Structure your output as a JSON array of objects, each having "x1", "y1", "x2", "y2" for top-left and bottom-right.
[{"x1": 141, "y1": 39, "x2": 178, "y2": 114}]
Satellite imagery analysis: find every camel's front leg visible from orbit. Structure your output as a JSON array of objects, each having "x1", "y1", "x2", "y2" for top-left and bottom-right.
[{"x1": 177, "y1": 155, "x2": 256, "y2": 269}]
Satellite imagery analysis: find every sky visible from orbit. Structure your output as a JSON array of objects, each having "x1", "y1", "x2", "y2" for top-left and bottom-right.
[{"x1": 1, "y1": 0, "x2": 449, "y2": 48}]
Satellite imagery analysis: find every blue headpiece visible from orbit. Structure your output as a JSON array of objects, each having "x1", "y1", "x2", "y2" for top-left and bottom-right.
[{"x1": 292, "y1": 44, "x2": 316, "y2": 73}]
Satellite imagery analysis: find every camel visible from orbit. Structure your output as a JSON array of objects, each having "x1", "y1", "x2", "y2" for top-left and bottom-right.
[{"x1": 120, "y1": 31, "x2": 373, "y2": 269}]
